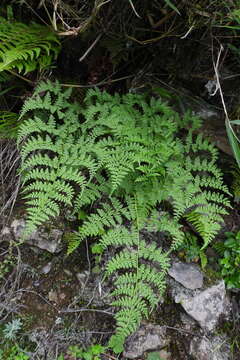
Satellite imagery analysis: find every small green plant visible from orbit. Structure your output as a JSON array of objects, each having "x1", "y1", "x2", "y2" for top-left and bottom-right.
[
  {"x1": 147, "y1": 352, "x2": 165, "y2": 360},
  {"x1": 0, "y1": 345, "x2": 30, "y2": 360},
  {"x1": 0, "y1": 241, "x2": 16, "y2": 279},
  {"x1": 0, "y1": 319, "x2": 30, "y2": 360},
  {"x1": 231, "y1": 166, "x2": 240, "y2": 202},
  {"x1": 67, "y1": 344, "x2": 105, "y2": 360},
  {"x1": 177, "y1": 232, "x2": 208, "y2": 268},
  {"x1": 3, "y1": 319, "x2": 22, "y2": 340},
  {"x1": 214, "y1": 231, "x2": 240, "y2": 288}
]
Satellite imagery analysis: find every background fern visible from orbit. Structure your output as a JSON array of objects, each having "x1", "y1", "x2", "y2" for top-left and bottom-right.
[{"x1": 0, "y1": 16, "x2": 60, "y2": 74}]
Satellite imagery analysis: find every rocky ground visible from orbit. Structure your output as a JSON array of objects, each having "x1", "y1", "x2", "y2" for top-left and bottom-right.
[{"x1": 0, "y1": 214, "x2": 239, "y2": 359}]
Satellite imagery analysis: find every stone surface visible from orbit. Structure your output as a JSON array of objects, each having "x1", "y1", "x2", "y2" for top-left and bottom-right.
[
  {"x1": 173, "y1": 281, "x2": 230, "y2": 332},
  {"x1": 1, "y1": 218, "x2": 63, "y2": 253},
  {"x1": 40, "y1": 262, "x2": 52, "y2": 274},
  {"x1": 27, "y1": 228, "x2": 63, "y2": 253},
  {"x1": 168, "y1": 261, "x2": 203, "y2": 290},
  {"x1": 123, "y1": 324, "x2": 169, "y2": 359},
  {"x1": 2, "y1": 218, "x2": 25, "y2": 238},
  {"x1": 190, "y1": 336, "x2": 230, "y2": 360}
]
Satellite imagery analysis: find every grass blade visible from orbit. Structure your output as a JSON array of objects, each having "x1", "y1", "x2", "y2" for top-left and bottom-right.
[
  {"x1": 164, "y1": 0, "x2": 180, "y2": 15},
  {"x1": 226, "y1": 119, "x2": 240, "y2": 168}
]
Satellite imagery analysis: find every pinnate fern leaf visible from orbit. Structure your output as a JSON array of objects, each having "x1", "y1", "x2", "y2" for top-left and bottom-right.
[{"x1": 0, "y1": 17, "x2": 60, "y2": 74}]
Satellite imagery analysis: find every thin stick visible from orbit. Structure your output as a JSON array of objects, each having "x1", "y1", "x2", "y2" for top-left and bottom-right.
[
  {"x1": 59, "y1": 308, "x2": 113, "y2": 315},
  {"x1": 128, "y1": 0, "x2": 141, "y2": 18},
  {"x1": 166, "y1": 325, "x2": 204, "y2": 337},
  {"x1": 79, "y1": 34, "x2": 102, "y2": 62},
  {"x1": 7, "y1": 70, "x2": 35, "y2": 85},
  {"x1": 181, "y1": 25, "x2": 194, "y2": 39},
  {"x1": 61, "y1": 74, "x2": 134, "y2": 88},
  {"x1": 212, "y1": 45, "x2": 240, "y2": 143}
]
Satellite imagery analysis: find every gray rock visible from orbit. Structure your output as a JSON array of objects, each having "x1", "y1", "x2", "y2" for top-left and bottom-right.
[
  {"x1": 190, "y1": 335, "x2": 230, "y2": 360},
  {"x1": 40, "y1": 262, "x2": 52, "y2": 274},
  {"x1": 168, "y1": 261, "x2": 203, "y2": 290},
  {"x1": 27, "y1": 228, "x2": 63, "y2": 253},
  {"x1": 2, "y1": 218, "x2": 25, "y2": 238},
  {"x1": 1, "y1": 218, "x2": 63, "y2": 253},
  {"x1": 174, "y1": 281, "x2": 230, "y2": 332},
  {"x1": 123, "y1": 324, "x2": 169, "y2": 359}
]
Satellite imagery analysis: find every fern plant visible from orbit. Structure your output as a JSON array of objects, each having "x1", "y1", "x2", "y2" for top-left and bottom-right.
[
  {"x1": 18, "y1": 82, "x2": 230, "y2": 353},
  {"x1": 17, "y1": 81, "x2": 99, "y2": 236},
  {"x1": 0, "y1": 16, "x2": 60, "y2": 74}
]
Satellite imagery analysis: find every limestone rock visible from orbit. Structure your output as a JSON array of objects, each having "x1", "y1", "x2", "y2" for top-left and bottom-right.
[
  {"x1": 123, "y1": 324, "x2": 169, "y2": 359},
  {"x1": 190, "y1": 336, "x2": 230, "y2": 360},
  {"x1": 27, "y1": 227, "x2": 63, "y2": 253},
  {"x1": 174, "y1": 281, "x2": 230, "y2": 332},
  {"x1": 1, "y1": 218, "x2": 63, "y2": 253},
  {"x1": 168, "y1": 261, "x2": 203, "y2": 290},
  {"x1": 40, "y1": 262, "x2": 52, "y2": 274}
]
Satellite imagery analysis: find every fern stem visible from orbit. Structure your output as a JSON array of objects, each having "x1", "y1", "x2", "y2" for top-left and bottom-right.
[
  {"x1": 60, "y1": 75, "x2": 134, "y2": 88},
  {"x1": 7, "y1": 70, "x2": 35, "y2": 85},
  {"x1": 134, "y1": 193, "x2": 140, "y2": 297}
]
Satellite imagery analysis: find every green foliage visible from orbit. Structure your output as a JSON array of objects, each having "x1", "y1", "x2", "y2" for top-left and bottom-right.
[
  {"x1": 147, "y1": 352, "x2": 165, "y2": 360},
  {"x1": 231, "y1": 166, "x2": 240, "y2": 202},
  {"x1": 18, "y1": 82, "x2": 230, "y2": 352},
  {"x1": 3, "y1": 319, "x2": 22, "y2": 340},
  {"x1": 0, "y1": 16, "x2": 60, "y2": 74},
  {"x1": 177, "y1": 232, "x2": 207, "y2": 268},
  {"x1": 225, "y1": 119, "x2": 240, "y2": 168},
  {"x1": 18, "y1": 81, "x2": 91, "y2": 236},
  {"x1": 0, "y1": 111, "x2": 19, "y2": 138},
  {"x1": 96, "y1": 196, "x2": 170, "y2": 353},
  {"x1": 0, "y1": 345, "x2": 30, "y2": 360},
  {"x1": 0, "y1": 319, "x2": 29, "y2": 360},
  {"x1": 0, "y1": 252, "x2": 15, "y2": 280},
  {"x1": 164, "y1": 0, "x2": 180, "y2": 15},
  {"x1": 66, "y1": 344, "x2": 105, "y2": 360},
  {"x1": 214, "y1": 231, "x2": 240, "y2": 289}
]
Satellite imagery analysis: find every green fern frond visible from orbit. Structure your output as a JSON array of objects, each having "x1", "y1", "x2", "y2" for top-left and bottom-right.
[
  {"x1": 17, "y1": 83, "x2": 95, "y2": 236},
  {"x1": 0, "y1": 17, "x2": 60, "y2": 74},
  {"x1": 186, "y1": 211, "x2": 221, "y2": 249},
  {"x1": 74, "y1": 176, "x2": 110, "y2": 210},
  {"x1": 71, "y1": 198, "x2": 130, "y2": 250},
  {"x1": 96, "y1": 196, "x2": 170, "y2": 353},
  {"x1": 19, "y1": 87, "x2": 75, "y2": 121}
]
